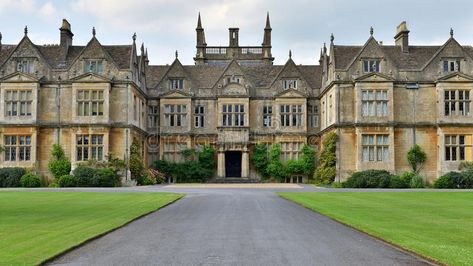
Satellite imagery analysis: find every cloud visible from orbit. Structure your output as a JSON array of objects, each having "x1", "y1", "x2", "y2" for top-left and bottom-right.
[{"x1": 39, "y1": 1, "x2": 57, "y2": 18}]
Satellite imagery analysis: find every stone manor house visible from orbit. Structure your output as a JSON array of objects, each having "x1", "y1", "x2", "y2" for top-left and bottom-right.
[{"x1": 0, "y1": 15, "x2": 472, "y2": 183}]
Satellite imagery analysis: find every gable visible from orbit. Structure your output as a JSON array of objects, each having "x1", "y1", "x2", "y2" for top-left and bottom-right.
[
  {"x1": 160, "y1": 90, "x2": 191, "y2": 98},
  {"x1": 437, "y1": 72, "x2": 473, "y2": 83},
  {"x1": 68, "y1": 38, "x2": 120, "y2": 73},
  {"x1": 355, "y1": 72, "x2": 394, "y2": 82},
  {"x1": 422, "y1": 38, "x2": 473, "y2": 71},
  {"x1": 276, "y1": 88, "x2": 306, "y2": 98},
  {"x1": 70, "y1": 72, "x2": 111, "y2": 83},
  {"x1": 1, "y1": 72, "x2": 39, "y2": 82},
  {"x1": 346, "y1": 37, "x2": 388, "y2": 70},
  {"x1": 1, "y1": 37, "x2": 52, "y2": 73}
]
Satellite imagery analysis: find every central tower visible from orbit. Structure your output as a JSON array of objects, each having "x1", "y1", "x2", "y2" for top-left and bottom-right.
[{"x1": 194, "y1": 12, "x2": 274, "y2": 66}]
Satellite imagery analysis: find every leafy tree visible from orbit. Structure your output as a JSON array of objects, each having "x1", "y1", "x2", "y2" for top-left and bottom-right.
[
  {"x1": 48, "y1": 144, "x2": 71, "y2": 180},
  {"x1": 252, "y1": 144, "x2": 269, "y2": 179},
  {"x1": 300, "y1": 144, "x2": 316, "y2": 176},
  {"x1": 407, "y1": 144, "x2": 427, "y2": 174},
  {"x1": 129, "y1": 140, "x2": 145, "y2": 183},
  {"x1": 266, "y1": 144, "x2": 284, "y2": 181},
  {"x1": 314, "y1": 132, "x2": 337, "y2": 184}
]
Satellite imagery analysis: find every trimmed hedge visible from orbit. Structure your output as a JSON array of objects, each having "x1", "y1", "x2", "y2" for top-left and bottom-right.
[
  {"x1": 72, "y1": 166, "x2": 121, "y2": 187},
  {"x1": 343, "y1": 170, "x2": 423, "y2": 188},
  {"x1": 0, "y1": 168, "x2": 27, "y2": 187},
  {"x1": 20, "y1": 173, "x2": 42, "y2": 188},
  {"x1": 58, "y1": 175, "x2": 76, "y2": 187},
  {"x1": 434, "y1": 171, "x2": 473, "y2": 189}
]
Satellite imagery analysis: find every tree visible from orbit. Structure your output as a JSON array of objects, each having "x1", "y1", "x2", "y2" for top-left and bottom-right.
[
  {"x1": 266, "y1": 144, "x2": 284, "y2": 181},
  {"x1": 300, "y1": 144, "x2": 316, "y2": 176},
  {"x1": 407, "y1": 144, "x2": 427, "y2": 174},
  {"x1": 314, "y1": 132, "x2": 337, "y2": 184},
  {"x1": 129, "y1": 140, "x2": 145, "y2": 183},
  {"x1": 252, "y1": 144, "x2": 269, "y2": 179},
  {"x1": 48, "y1": 144, "x2": 71, "y2": 180}
]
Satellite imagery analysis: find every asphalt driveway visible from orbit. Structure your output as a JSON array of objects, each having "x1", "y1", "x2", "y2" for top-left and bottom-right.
[{"x1": 49, "y1": 185, "x2": 432, "y2": 266}]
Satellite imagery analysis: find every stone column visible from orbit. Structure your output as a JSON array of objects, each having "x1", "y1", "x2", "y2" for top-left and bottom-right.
[
  {"x1": 241, "y1": 146, "x2": 249, "y2": 178},
  {"x1": 217, "y1": 148, "x2": 225, "y2": 178}
]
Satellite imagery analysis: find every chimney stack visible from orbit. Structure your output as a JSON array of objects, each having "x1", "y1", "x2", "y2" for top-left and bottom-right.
[
  {"x1": 60, "y1": 19, "x2": 73, "y2": 49},
  {"x1": 229, "y1": 28, "x2": 239, "y2": 47},
  {"x1": 394, "y1": 21, "x2": 409, "y2": 53}
]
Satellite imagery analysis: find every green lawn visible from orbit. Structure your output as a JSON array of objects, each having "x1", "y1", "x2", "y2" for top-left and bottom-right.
[
  {"x1": 0, "y1": 191, "x2": 184, "y2": 265},
  {"x1": 279, "y1": 192, "x2": 473, "y2": 266}
]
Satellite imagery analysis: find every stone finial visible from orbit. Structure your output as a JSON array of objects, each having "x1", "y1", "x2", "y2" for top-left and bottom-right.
[
  {"x1": 24, "y1": 26, "x2": 28, "y2": 36},
  {"x1": 265, "y1": 11, "x2": 271, "y2": 29},
  {"x1": 132, "y1": 32, "x2": 136, "y2": 42},
  {"x1": 197, "y1": 12, "x2": 203, "y2": 29},
  {"x1": 330, "y1": 33, "x2": 334, "y2": 44},
  {"x1": 323, "y1": 42, "x2": 327, "y2": 54},
  {"x1": 450, "y1": 28, "x2": 454, "y2": 38},
  {"x1": 92, "y1": 27, "x2": 96, "y2": 37},
  {"x1": 370, "y1": 26, "x2": 374, "y2": 36},
  {"x1": 175, "y1": 50, "x2": 178, "y2": 59},
  {"x1": 289, "y1": 49, "x2": 292, "y2": 59}
]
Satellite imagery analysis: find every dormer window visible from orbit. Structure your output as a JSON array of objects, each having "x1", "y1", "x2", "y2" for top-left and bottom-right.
[
  {"x1": 363, "y1": 60, "x2": 380, "y2": 73},
  {"x1": 16, "y1": 59, "x2": 34, "y2": 74},
  {"x1": 85, "y1": 60, "x2": 103, "y2": 74},
  {"x1": 225, "y1": 75, "x2": 241, "y2": 84},
  {"x1": 443, "y1": 60, "x2": 460, "y2": 72},
  {"x1": 169, "y1": 78, "x2": 184, "y2": 90},
  {"x1": 283, "y1": 79, "x2": 297, "y2": 90}
]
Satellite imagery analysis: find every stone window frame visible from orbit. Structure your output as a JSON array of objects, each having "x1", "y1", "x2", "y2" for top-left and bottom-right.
[
  {"x1": 4, "y1": 89, "x2": 33, "y2": 117},
  {"x1": 76, "y1": 134, "x2": 104, "y2": 161},
  {"x1": 444, "y1": 89, "x2": 470, "y2": 116},
  {"x1": 222, "y1": 104, "x2": 245, "y2": 127},
  {"x1": 194, "y1": 105, "x2": 205, "y2": 128},
  {"x1": 262, "y1": 105, "x2": 272, "y2": 127},
  {"x1": 225, "y1": 75, "x2": 242, "y2": 85},
  {"x1": 280, "y1": 142, "x2": 303, "y2": 161},
  {"x1": 164, "y1": 104, "x2": 188, "y2": 127},
  {"x1": 148, "y1": 105, "x2": 159, "y2": 128},
  {"x1": 3, "y1": 135, "x2": 31, "y2": 162},
  {"x1": 361, "y1": 134, "x2": 389, "y2": 162},
  {"x1": 15, "y1": 58, "x2": 35, "y2": 74},
  {"x1": 77, "y1": 89, "x2": 104, "y2": 116},
  {"x1": 362, "y1": 59, "x2": 380, "y2": 73},
  {"x1": 280, "y1": 104, "x2": 303, "y2": 127},
  {"x1": 84, "y1": 59, "x2": 103, "y2": 74},
  {"x1": 445, "y1": 135, "x2": 472, "y2": 161},
  {"x1": 361, "y1": 90, "x2": 388, "y2": 117},
  {"x1": 308, "y1": 104, "x2": 319, "y2": 128},
  {"x1": 169, "y1": 78, "x2": 184, "y2": 90},
  {"x1": 162, "y1": 142, "x2": 187, "y2": 162},
  {"x1": 282, "y1": 79, "x2": 298, "y2": 90},
  {"x1": 443, "y1": 59, "x2": 461, "y2": 73}
]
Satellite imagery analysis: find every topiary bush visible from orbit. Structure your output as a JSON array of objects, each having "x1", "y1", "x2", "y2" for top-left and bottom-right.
[
  {"x1": 344, "y1": 170, "x2": 396, "y2": 188},
  {"x1": 48, "y1": 144, "x2": 71, "y2": 180},
  {"x1": 0, "y1": 167, "x2": 27, "y2": 187},
  {"x1": 407, "y1": 144, "x2": 427, "y2": 174},
  {"x1": 20, "y1": 173, "x2": 41, "y2": 188},
  {"x1": 58, "y1": 175, "x2": 76, "y2": 187},
  {"x1": 72, "y1": 166, "x2": 120, "y2": 187},
  {"x1": 409, "y1": 174, "x2": 425, "y2": 188}
]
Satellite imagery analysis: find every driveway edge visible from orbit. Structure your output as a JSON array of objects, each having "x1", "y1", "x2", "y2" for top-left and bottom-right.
[
  {"x1": 40, "y1": 194, "x2": 185, "y2": 265},
  {"x1": 278, "y1": 194, "x2": 444, "y2": 266}
]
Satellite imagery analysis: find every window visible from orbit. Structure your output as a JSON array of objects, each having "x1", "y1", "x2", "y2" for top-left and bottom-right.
[
  {"x1": 225, "y1": 76, "x2": 241, "y2": 84},
  {"x1": 362, "y1": 134, "x2": 389, "y2": 162},
  {"x1": 444, "y1": 90, "x2": 470, "y2": 116},
  {"x1": 263, "y1": 105, "x2": 272, "y2": 127},
  {"x1": 280, "y1": 142, "x2": 302, "y2": 161},
  {"x1": 329, "y1": 95, "x2": 333, "y2": 122},
  {"x1": 194, "y1": 105, "x2": 205, "y2": 128},
  {"x1": 85, "y1": 60, "x2": 103, "y2": 74},
  {"x1": 169, "y1": 79, "x2": 184, "y2": 90},
  {"x1": 363, "y1": 60, "x2": 380, "y2": 73},
  {"x1": 361, "y1": 90, "x2": 388, "y2": 117},
  {"x1": 222, "y1": 104, "x2": 245, "y2": 127},
  {"x1": 280, "y1": 104, "x2": 303, "y2": 127},
  {"x1": 282, "y1": 79, "x2": 297, "y2": 90},
  {"x1": 77, "y1": 90, "x2": 104, "y2": 116},
  {"x1": 164, "y1": 104, "x2": 187, "y2": 127},
  {"x1": 148, "y1": 105, "x2": 159, "y2": 128},
  {"x1": 76, "y1": 134, "x2": 104, "y2": 161},
  {"x1": 5, "y1": 90, "x2": 32, "y2": 117},
  {"x1": 16, "y1": 59, "x2": 34, "y2": 74},
  {"x1": 445, "y1": 135, "x2": 472, "y2": 161},
  {"x1": 4, "y1": 135, "x2": 31, "y2": 161},
  {"x1": 163, "y1": 142, "x2": 187, "y2": 162},
  {"x1": 308, "y1": 104, "x2": 319, "y2": 128},
  {"x1": 443, "y1": 60, "x2": 460, "y2": 72}
]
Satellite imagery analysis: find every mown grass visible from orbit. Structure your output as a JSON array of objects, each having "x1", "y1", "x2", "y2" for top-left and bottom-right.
[
  {"x1": 0, "y1": 191, "x2": 183, "y2": 265},
  {"x1": 278, "y1": 192, "x2": 473, "y2": 266}
]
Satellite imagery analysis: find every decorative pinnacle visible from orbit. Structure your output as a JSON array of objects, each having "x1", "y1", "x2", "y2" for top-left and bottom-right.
[
  {"x1": 450, "y1": 28, "x2": 454, "y2": 38},
  {"x1": 289, "y1": 49, "x2": 292, "y2": 59},
  {"x1": 370, "y1": 26, "x2": 373, "y2": 36},
  {"x1": 175, "y1": 50, "x2": 178, "y2": 59},
  {"x1": 92, "y1": 27, "x2": 96, "y2": 37},
  {"x1": 330, "y1": 33, "x2": 334, "y2": 44},
  {"x1": 24, "y1": 26, "x2": 28, "y2": 36},
  {"x1": 265, "y1": 11, "x2": 271, "y2": 29},
  {"x1": 132, "y1": 32, "x2": 136, "y2": 42},
  {"x1": 197, "y1": 12, "x2": 203, "y2": 29}
]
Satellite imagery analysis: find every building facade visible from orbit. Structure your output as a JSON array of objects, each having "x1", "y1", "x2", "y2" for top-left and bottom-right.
[{"x1": 0, "y1": 16, "x2": 471, "y2": 183}]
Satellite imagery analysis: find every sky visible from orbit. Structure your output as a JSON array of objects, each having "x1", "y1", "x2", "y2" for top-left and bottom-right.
[{"x1": 1, "y1": 0, "x2": 473, "y2": 66}]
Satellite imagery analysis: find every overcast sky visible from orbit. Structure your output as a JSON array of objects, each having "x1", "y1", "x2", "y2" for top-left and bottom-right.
[{"x1": 1, "y1": 0, "x2": 473, "y2": 65}]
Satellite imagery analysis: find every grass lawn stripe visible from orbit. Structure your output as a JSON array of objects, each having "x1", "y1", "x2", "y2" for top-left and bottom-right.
[
  {"x1": 0, "y1": 191, "x2": 184, "y2": 265},
  {"x1": 278, "y1": 192, "x2": 473, "y2": 266}
]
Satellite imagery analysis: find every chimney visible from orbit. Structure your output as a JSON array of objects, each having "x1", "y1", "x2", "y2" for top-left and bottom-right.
[
  {"x1": 229, "y1": 28, "x2": 239, "y2": 47},
  {"x1": 59, "y1": 19, "x2": 73, "y2": 49},
  {"x1": 394, "y1": 21, "x2": 409, "y2": 53}
]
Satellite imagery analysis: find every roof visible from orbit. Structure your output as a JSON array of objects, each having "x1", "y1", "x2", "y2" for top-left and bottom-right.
[{"x1": 0, "y1": 45, "x2": 16, "y2": 67}]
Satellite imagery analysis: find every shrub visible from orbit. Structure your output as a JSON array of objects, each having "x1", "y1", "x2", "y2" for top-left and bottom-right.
[
  {"x1": 58, "y1": 175, "x2": 76, "y2": 187},
  {"x1": 73, "y1": 166, "x2": 96, "y2": 187},
  {"x1": 409, "y1": 174, "x2": 425, "y2": 188},
  {"x1": 129, "y1": 140, "x2": 145, "y2": 181},
  {"x1": 48, "y1": 144, "x2": 71, "y2": 180},
  {"x1": 314, "y1": 132, "x2": 337, "y2": 184},
  {"x1": 20, "y1": 173, "x2": 41, "y2": 188},
  {"x1": 300, "y1": 144, "x2": 316, "y2": 176},
  {"x1": 344, "y1": 170, "x2": 395, "y2": 188},
  {"x1": 48, "y1": 182, "x2": 60, "y2": 188},
  {"x1": 399, "y1": 172, "x2": 415, "y2": 187},
  {"x1": 407, "y1": 145, "x2": 427, "y2": 174},
  {"x1": 252, "y1": 144, "x2": 269, "y2": 179},
  {"x1": 434, "y1": 172, "x2": 463, "y2": 189},
  {"x1": 93, "y1": 168, "x2": 121, "y2": 187},
  {"x1": 0, "y1": 167, "x2": 27, "y2": 187},
  {"x1": 266, "y1": 144, "x2": 284, "y2": 181},
  {"x1": 388, "y1": 175, "x2": 407, "y2": 188}
]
